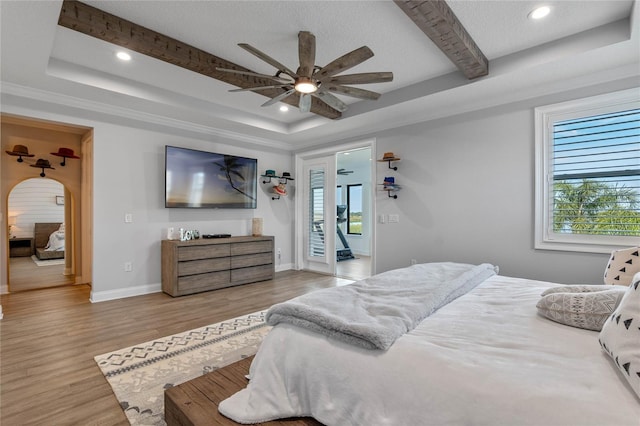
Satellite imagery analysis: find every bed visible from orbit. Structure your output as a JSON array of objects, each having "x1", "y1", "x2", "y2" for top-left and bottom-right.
[
  {"x1": 34, "y1": 222, "x2": 65, "y2": 260},
  {"x1": 219, "y1": 262, "x2": 640, "y2": 425}
]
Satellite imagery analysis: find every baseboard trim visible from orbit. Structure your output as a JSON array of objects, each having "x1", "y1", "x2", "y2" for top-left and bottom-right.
[
  {"x1": 90, "y1": 283, "x2": 162, "y2": 303},
  {"x1": 275, "y1": 263, "x2": 293, "y2": 272}
]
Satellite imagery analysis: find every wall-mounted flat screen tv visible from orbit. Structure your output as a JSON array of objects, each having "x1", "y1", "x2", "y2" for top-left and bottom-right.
[{"x1": 165, "y1": 145, "x2": 257, "y2": 208}]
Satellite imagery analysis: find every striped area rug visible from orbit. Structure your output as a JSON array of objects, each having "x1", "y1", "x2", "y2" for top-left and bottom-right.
[{"x1": 95, "y1": 310, "x2": 270, "y2": 425}]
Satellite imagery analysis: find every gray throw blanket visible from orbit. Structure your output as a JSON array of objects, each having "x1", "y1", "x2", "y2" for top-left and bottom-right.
[{"x1": 266, "y1": 262, "x2": 498, "y2": 350}]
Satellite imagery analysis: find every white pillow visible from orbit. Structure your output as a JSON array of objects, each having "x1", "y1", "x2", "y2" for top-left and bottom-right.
[
  {"x1": 599, "y1": 273, "x2": 640, "y2": 399},
  {"x1": 604, "y1": 246, "x2": 640, "y2": 286},
  {"x1": 536, "y1": 288, "x2": 626, "y2": 331}
]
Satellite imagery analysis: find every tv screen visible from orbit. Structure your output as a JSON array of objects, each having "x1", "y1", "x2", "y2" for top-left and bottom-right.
[{"x1": 165, "y1": 145, "x2": 257, "y2": 208}]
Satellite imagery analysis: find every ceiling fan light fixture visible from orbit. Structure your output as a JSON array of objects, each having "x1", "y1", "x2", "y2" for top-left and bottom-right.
[{"x1": 295, "y1": 78, "x2": 317, "y2": 94}]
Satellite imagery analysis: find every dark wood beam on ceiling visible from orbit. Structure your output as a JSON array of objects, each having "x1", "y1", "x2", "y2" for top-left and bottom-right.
[
  {"x1": 394, "y1": 0, "x2": 488, "y2": 80},
  {"x1": 57, "y1": 0, "x2": 341, "y2": 119}
]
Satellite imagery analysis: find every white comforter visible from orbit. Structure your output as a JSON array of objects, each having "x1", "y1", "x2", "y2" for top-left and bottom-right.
[{"x1": 219, "y1": 275, "x2": 640, "y2": 425}]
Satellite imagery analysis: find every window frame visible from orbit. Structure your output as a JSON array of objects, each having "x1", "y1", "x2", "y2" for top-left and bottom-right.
[{"x1": 534, "y1": 88, "x2": 640, "y2": 253}]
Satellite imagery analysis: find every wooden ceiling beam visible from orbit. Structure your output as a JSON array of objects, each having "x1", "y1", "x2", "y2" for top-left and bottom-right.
[
  {"x1": 394, "y1": 0, "x2": 488, "y2": 80},
  {"x1": 57, "y1": 1, "x2": 341, "y2": 119}
]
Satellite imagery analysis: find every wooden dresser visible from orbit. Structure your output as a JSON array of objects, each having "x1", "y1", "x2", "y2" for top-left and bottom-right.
[{"x1": 161, "y1": 236, "x2": 274, "y2": 297}]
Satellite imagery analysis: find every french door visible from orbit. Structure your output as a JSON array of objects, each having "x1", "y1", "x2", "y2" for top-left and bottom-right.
[{"x1": 300, "y1": 156, "x2": 336, "y2": 274}]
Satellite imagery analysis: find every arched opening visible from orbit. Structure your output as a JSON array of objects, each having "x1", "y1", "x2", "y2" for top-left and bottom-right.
[{"x1": 7, "y1": 178, "x2": 74, "y2": 291}]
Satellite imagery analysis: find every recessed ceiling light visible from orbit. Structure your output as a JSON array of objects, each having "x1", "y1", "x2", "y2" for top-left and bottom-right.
[
  {"x1": 116, "y1": 51, "x2": 131, "y2": 61},
  {"x1": 279, "y1": 105, "x2": 289, "y2": 112},
  {"x1": 528, "y1": 6, "x2": 551, "y2": 20}
]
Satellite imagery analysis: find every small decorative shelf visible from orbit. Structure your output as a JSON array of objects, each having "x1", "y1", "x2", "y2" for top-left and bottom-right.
[
  {"x1": 261, "y1": 170, "x2": 294, "y2": 200},
  {"x1": 378, "y1": 184, "x2": 401, "y2": 199},
  {"x1": 377, "y1": 153, "x2": 401, "y2": 171}
]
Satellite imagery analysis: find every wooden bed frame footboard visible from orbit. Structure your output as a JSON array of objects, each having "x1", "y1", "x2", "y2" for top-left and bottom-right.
[{"x1": 164, "y1": 356, "x2": 321, "y2": 426}]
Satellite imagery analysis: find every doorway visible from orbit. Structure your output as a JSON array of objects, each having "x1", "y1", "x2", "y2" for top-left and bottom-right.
[
  {"x1": 1, "y1": 113, "x2": 93, "y2": 296},
  {"x1": 295, "y1": 140, "x2": 375, "y2": 280},
  {"x1": 335, "y1": 147, "x2": 372, "y2": 280},
  {"x1": 8, "y1": 178, "x2": 74, "y2": 291}
]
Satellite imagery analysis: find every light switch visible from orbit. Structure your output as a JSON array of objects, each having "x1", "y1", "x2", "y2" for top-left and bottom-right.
[
  {"x1": 125, "y1": 213, "x2": 133, "y2": 223},
  {"x1": 378, "y1": 214, "x2": 386, "y2": 224},
  {"x1": 388, "y1": 214, "x2": 399, "y2": 223}
]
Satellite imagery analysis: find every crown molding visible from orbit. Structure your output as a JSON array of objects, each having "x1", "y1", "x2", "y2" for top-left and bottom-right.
[{"x1": 1, "y1": 82, "x2": 294, "y2": 151}]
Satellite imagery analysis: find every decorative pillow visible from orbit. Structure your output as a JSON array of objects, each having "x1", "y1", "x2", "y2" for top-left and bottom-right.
[
  {"x1": 599, "y1": 274, "x2": 640, "y2": 399},
  {"x1": 604, "y1": 246, "x2": 640, "y2": 286},
  {"x1": 536, "y1": 288, "x2": 626, "y2": 331},
  {"x1": 541, "y1": 285, "x2": 615, "y2": 296}
]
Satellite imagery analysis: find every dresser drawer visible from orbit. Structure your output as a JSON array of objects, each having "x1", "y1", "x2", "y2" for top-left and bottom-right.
[
  {"x1": 178, "y1": 257, "x2": 231, "y2": 276},
  {"x1": 177, "y1": 271, "x2": 231, "y2": 295},
  {"x1": 178, "y1": 244, "x2": 230, "y2": 261},
  {"x1": 231, "y1": 264, "x2": 274, "y2": 284},
  {"x1": 231, "y1": 240, "x2": 272, "y2": 256},
  {"x1": 231, "y1": 252, "x2": 273, "y2": 269}
]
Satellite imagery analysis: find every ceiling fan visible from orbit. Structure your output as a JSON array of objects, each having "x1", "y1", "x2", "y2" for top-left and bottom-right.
[
  {"x1": 217, "y1": 31, "x2": 393, "y2": 113},
  {"x1": 337, "y1": 168, "x2": 354, "y2": 175}
]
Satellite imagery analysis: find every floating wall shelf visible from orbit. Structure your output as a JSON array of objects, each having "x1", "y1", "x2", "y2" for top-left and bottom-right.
[{"x1": 261, "y1": 171, "x2": 294, "y2": 200}]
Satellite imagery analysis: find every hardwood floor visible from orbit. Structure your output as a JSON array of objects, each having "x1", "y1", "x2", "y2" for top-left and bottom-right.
[
  {"x1": 336, "y1": 255, "x2": 371, "y2": 281},
  {"x1": 9, "y1": 256, "x2": 75, "y2": 292},
  {"x1": 0, "y1": 270, "x2": 352, "y2": 425}
]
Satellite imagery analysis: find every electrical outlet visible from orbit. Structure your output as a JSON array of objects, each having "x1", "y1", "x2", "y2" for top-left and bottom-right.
[
  {"x1": 277, "y1": 248, "x2": 282, "y2": 260},
  {"x1": 124, "y1": 262, "x2": 132, "y2": 272},
  {"x1": 125, "y1": 213, "x2": 133, "y2": 223},
  {"x1": 410, "y1": 259, "x2": 417, "y2": 265}
]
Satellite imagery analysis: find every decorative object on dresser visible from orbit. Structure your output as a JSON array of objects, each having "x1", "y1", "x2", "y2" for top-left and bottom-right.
[{"x1": 161, "y1": 236, "x2": 275, "y2": 296}]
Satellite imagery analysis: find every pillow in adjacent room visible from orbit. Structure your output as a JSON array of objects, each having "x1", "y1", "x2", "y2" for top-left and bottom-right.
[
  {"x1": 536, "y1": 288, "x2": 626, "y2": 331},
  {"x1": 604, "y1": 246, "x2": 640, "y2": 286},
  {"x1": 599, "y1": 274, "x2": 640, "y2": 399}
]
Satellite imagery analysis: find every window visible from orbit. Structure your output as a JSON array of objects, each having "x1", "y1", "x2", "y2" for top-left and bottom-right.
[
  {"x1": 347, "y1": 184, "x2": 363, "y2": 235},
  {"x1": 535, "y1": 89, "x2": 640, "y2": 253},
  {"x1": 309, "y1": 169, "x2": 325, "y2": 257}
]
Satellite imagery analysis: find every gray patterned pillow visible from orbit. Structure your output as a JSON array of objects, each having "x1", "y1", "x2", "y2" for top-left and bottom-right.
[
  {"x1": 541, "y1": 285, "x2": 615, "y2": 296},
  {"x1": 536, "y1": 288, "x2": 626, "y2": 331},
  {"x1": 599, "y1": 275, "x2": 640, "y2": 399}
]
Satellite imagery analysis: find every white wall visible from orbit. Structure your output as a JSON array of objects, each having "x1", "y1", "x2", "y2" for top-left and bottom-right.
[
  {"x1": 370, "y1": 82, "x2": 638, "y2": 284},
  {"x1": 2, "y1": 104, "x2": 294, "y2": 302}
]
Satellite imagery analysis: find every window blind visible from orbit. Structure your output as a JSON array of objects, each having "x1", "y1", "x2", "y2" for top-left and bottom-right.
[
  {"x1": 552, "y1": 108, "x2": 640, "y2": 236},
  {"x1": 309, "y1": 169, "x2": 325, "y2": 256}
]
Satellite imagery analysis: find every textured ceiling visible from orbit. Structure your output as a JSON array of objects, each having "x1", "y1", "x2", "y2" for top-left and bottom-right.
[{"x1": 1, "y1": 0, "x2": 638, "y2": 149}]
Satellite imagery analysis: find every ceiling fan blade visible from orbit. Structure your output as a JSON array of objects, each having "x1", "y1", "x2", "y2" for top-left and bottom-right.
[
  {"x1": 229, "y1": 84, "x2": 292, "y2": 93},
  {"x1": 261, "y1": 88, "x2": 296, "y2": 107},
  {"x1": 314, "y1": 46, "x2": 374, "y2": 81},
  {"x1": 313, "y1": 90, "x2": 348, "y2": 112},
  {"x1": 238, "y1": 43, "x2": 298, "y2": 78},
  {"x1": 298, "y1": 31, "x2": 316, "y2": 79},
  {"x1": 216, "y1": 67, "x2": 291, "y2": 84},
  {"x1": 327, "y1": 72, "x2": 393, "y2": 85},
  {"x1": 299, "y1": 93, "x2": 312, "y2": 113},
  {"x1": 325, "y1": 85, "x2": 381, "y2": 100}
]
